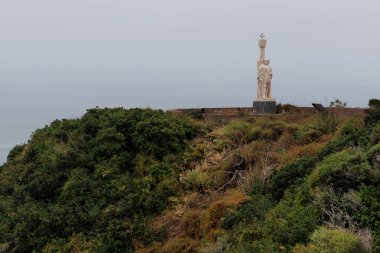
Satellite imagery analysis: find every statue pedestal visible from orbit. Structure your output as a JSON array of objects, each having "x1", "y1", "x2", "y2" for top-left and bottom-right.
[{"x1": 253, "y1": 99, "x2": 277, "y2": 114}]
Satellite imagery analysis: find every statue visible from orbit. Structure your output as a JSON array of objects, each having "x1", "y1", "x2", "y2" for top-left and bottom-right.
[
  {"x1": 256, "y1": 33, "x2": 273, "y2": 100},
  {"x1": 253, "y1": 33, "x2": 276, "y2": 114},
  {"x1": 258, "y1": 59, "x2": 272, "y2": 99}
]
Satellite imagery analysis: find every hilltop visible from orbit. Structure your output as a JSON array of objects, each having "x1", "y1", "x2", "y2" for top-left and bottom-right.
[{"x1": 0, "y1": 103, "x2": 380, "y2": 252}]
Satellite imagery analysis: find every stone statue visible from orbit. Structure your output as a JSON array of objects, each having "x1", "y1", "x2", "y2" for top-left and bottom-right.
[
  {"x1": 253, "y1": 33, "x2": 276, "y2": 113},
  {"x1": 256, "y1": 33, "x2": 273, "y2": 100},
  {"x1": 258, "y1": 59, "x2": 272, "y2": 99}
]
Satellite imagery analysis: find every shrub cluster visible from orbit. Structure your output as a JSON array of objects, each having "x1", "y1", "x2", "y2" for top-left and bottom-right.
[
  {"x1": 207, "y1": 105, "x2": 380, "y2": 252},
  {"x1": 0, "y1": 108, "x2": 197, "y2": 252}
]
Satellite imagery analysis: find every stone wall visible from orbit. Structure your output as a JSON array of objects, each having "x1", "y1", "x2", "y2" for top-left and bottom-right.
[{"x1": 167, "y1": 106, "x2": 366, "y2": 122}]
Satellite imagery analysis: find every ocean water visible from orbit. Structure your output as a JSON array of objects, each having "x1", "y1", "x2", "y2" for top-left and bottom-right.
[{"x1": 0, "y1": 105, "x2": 84, "y2": 165}]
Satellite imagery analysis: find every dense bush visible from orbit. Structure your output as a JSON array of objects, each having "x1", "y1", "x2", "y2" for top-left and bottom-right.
[
  {"x1": 186, "y1": 110, "x2": 204, "y2": 120},
  {"x1": 317, "y1": 134, "x2": 354, "y2": 159},
  {"x1": 314, "y1": 110, "x2": 339, "y2": 135},
  {"x1": 181, "y1": 169, "x2": 211, "y2": 191},
  {"x1": 309, "y1": 149, "x2": 377, "y2": 191},
  {"x1": 335, "y1": 118, "x2": 362, "y2": 139},
  {"x1": 358, "y1": 185, "x2": 380, "y2": 236},
  {"x1": 6, "y1": 144, "x2": 26, "y2": 162},
  {"x1": 370, "y1": 123, "x2": 380, "y2": 144},
  {"x1": 221, "y1": 193, "x2": 273, "y2": 230},
  {"x1": 262, "y1": 192, "x2": 320, "y2": 246},
  {"x1": 219, "y1": 119, "x2": 287, "y2": 147},
  {"x1": 293, "y1": 127, "x2": 323, "y2": 144},
  {"x1": 368, "y1": 98, "x2": 380, "y2": 110},
  {"x1": 365, "y1": 107, "x2": 380, "y2": 127},
  {"x1": 269, "y1": 156, "x2": 316, "y2": 200},
  {"x1": 0, "y1": 108, "x2": 197, "y2": 252},
  {"x1": 220, "y1": 120, "x2": 261, "y2": 146},
  {"x1": 309, "y1": 227, "x2": 367, "y2": 253},
  {"x1": 366, "y1": 143, "x2": 380, "y2": 167}
]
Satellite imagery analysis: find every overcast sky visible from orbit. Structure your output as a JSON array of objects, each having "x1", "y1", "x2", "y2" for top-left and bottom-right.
[{"x1": 0, "y1": 0, "x2": 380, "y2": 162}]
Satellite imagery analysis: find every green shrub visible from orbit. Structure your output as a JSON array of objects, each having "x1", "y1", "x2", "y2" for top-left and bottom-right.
[
  {"x1": 357, "y1": 185, "x2": 380, "y2": 236},
  {"x1": 187, "y1": 110, "x2": 204, "y2": 120},
  {"x1": 258, "y1": 120, "x2": 287, "y2": 140},
  {"x1": 221, "y1": 193, "x2": 273, "y2": 230},
  {"x1": 370, "y1": 123, "x2": 380, "y2": 144},
  {"x1": 269, "y1": 157, "x2": 316, "y2": 200},
  {"x1": 219, "y1": 119, "x2": 288, "y2": 147},
  {"x1": 181, "y1": 169, "x2": 212, "y2": 191},
  {"x1": 263, "y1": 192, "x2": 320, "y2": 245},
  {"x1": 364, "y1": 108, "x2": 380, "y2": 127},
  {"x1": 313, "y1": 110, "x2": 339, "y2": 135},
  {"x1": 188, "y1": 143, "x2": 207, "y2": 161},
  {"x1": 42, "y1": 233, "x2": 95, "y2": 253},
  {"x1": 333, "y1": 118, "x2": 372, "y2": 150},
  {"x1": 368, "y1": 98, "x2": 380, "y2": 110},
  {"x1": 309, "y1": 227, "x2": 367, "y2": 253},
  {"x1": 309, "y1": 149, "x2": 377, "y2": 191},
  {"x1": 131, "y1": 111, "x2": 196, "y2": 158},
  {"x1": 366, "y1": 143, "x2": 380, "y2": 167},
  {"x1": 6, "y1": 144, "x2": 26, "y2": 162},
  {"x1": 294, "y1": 127, "x2": 323, "y2": 144},
  {"x1": 317, "y1": 135, "x2": 355, "y2": 159},
  {"x1": 248, "y1": 239, "x2": 283, "y2": 253},
  {"x1": 0, "y1": 108, "x2": 197, "y2": 252},
  {"x1": 221, "y1": 120, "x2": 260, "y2": 146},
  {"x1": 335, "y1": 118, "x2": 362, "y2": 139}
]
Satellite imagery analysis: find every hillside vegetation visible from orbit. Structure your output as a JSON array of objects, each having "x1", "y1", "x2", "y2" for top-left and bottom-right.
[{"x1": 1, "y1": 105, "x2": 380, "y2": 253}]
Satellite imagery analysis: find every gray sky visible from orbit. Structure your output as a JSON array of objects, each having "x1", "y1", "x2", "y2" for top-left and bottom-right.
[{"x1": 0, "y1": 0, "x2": 380, "y2": 162}]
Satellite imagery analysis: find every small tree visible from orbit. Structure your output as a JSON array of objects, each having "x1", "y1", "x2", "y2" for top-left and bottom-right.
[
  {"x1": 319, "y1": 110, "x2": 339, "y2": 134},
  {"x1": 310, "y1": 99, "x2": 343, "y2": 135},
  {"x1": 368, "y1": 98, "x2": 380, "y2": 109},
  {"x1": 365, "y1": 99, "x2": 380, "y2": 127},
  {"x1": 330, "y1": 99, "x2": 347, "y2": 108}
]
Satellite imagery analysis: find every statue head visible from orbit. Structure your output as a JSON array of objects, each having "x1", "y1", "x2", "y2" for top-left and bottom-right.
[
  {"x1": 259, "y1": 33, "x2": 267, "y2": 48},
  {"x1": 263, "y1": 59, "x2": 270, "y2": 65}
]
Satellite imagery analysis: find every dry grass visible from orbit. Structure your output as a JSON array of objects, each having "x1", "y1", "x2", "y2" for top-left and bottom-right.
[
  {"x1": 137, "y1": 238, "x2": 199, "y2": 253},
  {"x1": 183, "y1": 192, "x2": 212, "y2": 209},
  {"x1": 160, "y1": 238, "x2": 199, "y2": 253},
  {"x1": 139, "y1": 189, "x2": 248, "y2": 253},
  {"x1": 201, "y1": 189, "x2": 249, "y2": 234},
  {"x1": 278, "y1": 142, "x2": 325, "y2": 167},
  {"x1": 180, "y1": 209, "x2": 203, "y2": 240}
]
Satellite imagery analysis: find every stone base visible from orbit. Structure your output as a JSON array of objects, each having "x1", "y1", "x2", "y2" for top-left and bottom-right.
[{"x1": 253, "y1": 100, "x2": 277, "y2": 114}]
